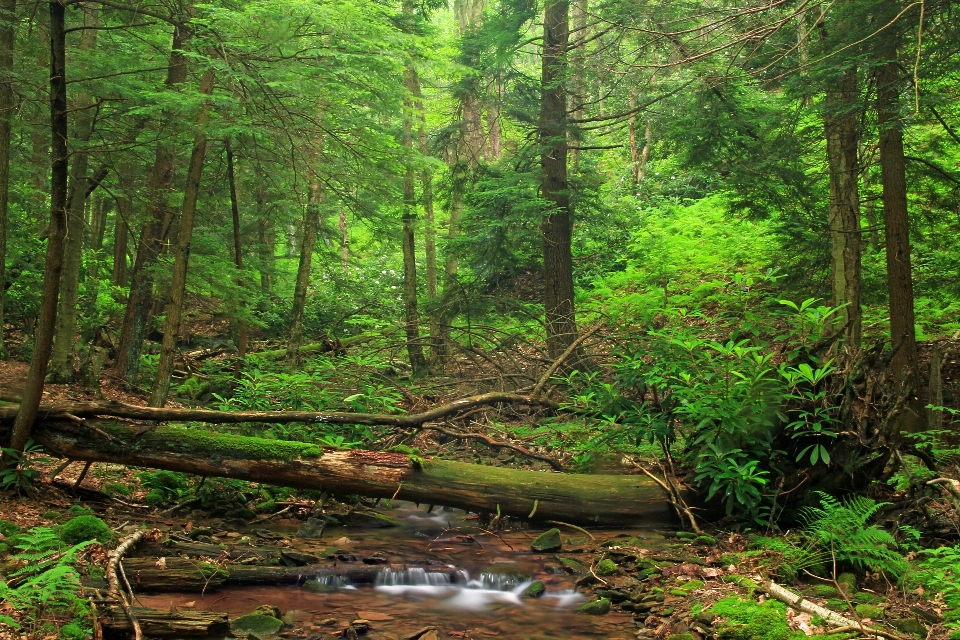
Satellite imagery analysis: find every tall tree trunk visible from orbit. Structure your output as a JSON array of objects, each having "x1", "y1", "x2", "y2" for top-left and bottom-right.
[
  {"x1": 48, "y1": 3, "x2": 98, "y2": 384},
  {"x1": 824, "y1": 67, "x2": 862, "y2": 349},
  {"x1": 112, "y1": 198, "x2": 130, "y2": 286},
  {"x1": 91, "y1": 193, "x2": 107, "y2": 251},
  {"x1": 9, "y1": 0, "x2": 68, "y2": 451},
  {"x1": 114, "y1": 26, "x2": 190, "y2": 387},
  {"x1": 875, "y1": 48, "x2": 921, "y2": 432},
  {"x1": 0, "y1": 0, "x2": 15, "y2": 358},
  {"x1": 402, "y1": 57, "x2": 427, "y2": 375},
  {"x1": 569, "y1": 0, "x2": 586, "y2": 172},
  {"x1": 629, "y1": 88, "x2": 638, "y2": 186},
  {"x1": 225, "y1": 136, "x2": 247, "y2": 358},
  {"x1": 638, "y1": 121, "x2": 652, "y2": 182},
  {"x1": 411, "y1": 62, "x2": 438, "y2": 356},
  {"x1": 540, "y1": 0, "x2": 577, "y2": 358},
  {"x1": 486, "y1": 75, "x2": 501, "y2": 160},
  {"x1": 287, "y1": 172, "x2": 320, "y2": 364},
  {"x1": 150, "y1": 68, "x2": 215, "y2": 408}
]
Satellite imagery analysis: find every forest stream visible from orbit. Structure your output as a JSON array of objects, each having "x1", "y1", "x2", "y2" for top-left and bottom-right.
[{"x1": 132, "y1": 502, "x2": 668, "y2": 640}]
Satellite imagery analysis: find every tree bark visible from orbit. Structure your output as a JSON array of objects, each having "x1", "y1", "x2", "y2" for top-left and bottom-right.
[
  {"x1": 875, "y1": 51, "x2": 919, "y2": 403},
  {"x1": 114, "y1": 25, "x2": 190, "y2": 387},
  {"x1": 569, "y1": 0, "x2": 586, "y2": 173},
  {"x1": 48, "y1": 3, "x2": 99, "y2": 384},
  {"x1": 111, "y1": 197, "x2": 130, "y2": 286},
  {"x1": 225, "y1": 137, "x2": 248, "y2": 358},
  {"x1": 25, "y1": 419, "x2": 669, "y2": 526},
  {"x1": 823, "y1": 67, "x2": 862, "y2": 349},
  {"x1": 287, "y1": 168, "x2": 321, "y2": 364},
  {"x1": 0, "y1": 0, "x2": 15, "y2": 358},
  {"x1": 150, "y1": 68, "x2": 216, "y2": 408},
  {"x1": 9, "y1": 0, "x2": 68, "y2": 451},
  {"x1": 540, "y1": 0, "x2": 577, "y2": 359},
  {"x1": 99, "y1": 607, "x2": 228, "y2": 638},
  {"x1": 256, "y1": 178, "x2": 274, "y2": 292},
  {"x1": 402, "y1": 56, "x2": 426, "y2": 375}
]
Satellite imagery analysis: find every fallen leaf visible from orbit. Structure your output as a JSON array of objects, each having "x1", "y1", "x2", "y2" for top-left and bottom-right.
[
  {"x1": 183, "y1": 601, "x2": 195, "y2": 608},
  {"x1": 155, "y1": 557, "x2": 167, "y2": 570}
]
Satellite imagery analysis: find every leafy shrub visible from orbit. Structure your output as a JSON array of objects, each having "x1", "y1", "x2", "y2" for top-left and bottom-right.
[
  {"x1": 904, "y1": 545, "x2": 960, "y2": 635},
  {"x1": 60, "y1": 516, "x2": 113, "y2": 545}
]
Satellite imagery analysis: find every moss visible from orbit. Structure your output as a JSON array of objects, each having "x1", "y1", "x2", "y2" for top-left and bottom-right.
[
  {"x1": 728, "y1": 575, "x2": 760, "y2": 597},
  {"x1": 409, "y1": 455, "x2": 424, "y2": 469},
  {"x1": 710, "y1": 597, "x2": 806, "y2": 640},
  {"x1": 559, "y1": 557, "x2": 584, "y2": 572},
  {"x1": 61, "y1": 515, "x2": 113, "y2": 545},
  {"x1": 695, "y1": 535, "x2": 718, "y2": 546},
  {"x1": 230, "y1": 613, "x2": 283, "y2": 638},
  {"x1": 144, "y1": 489, "x2": 167, "y2": 507},
  {"x1": 852, "y1": 591, "x2": 884, "y2": 605},
  {"x1": 386, "y1": 444, "x2": 421, "y2": 455},
  {"x1": 596, "y1": 559, "x2": 618, "y2": 576},
  {"x1": 106, "y1": 423, "x2": 323, "y2": 461},
  {"x1": 524, "y1": 581, "x2": 546, "y2": 597},
  {"x1": 60, "y1": 622, "x2": 88, "y2": 640},
  {"x1": 0, "y1": 542, "x2": 9, "y2": 556},
  {"x1": 675, "y1": 531, "x2": 698, "y2": 540},
  {"x1": 104, "y1": 483, "x2": 130, "y2": 496},
  {"x1": 803, "y1": 585, "x2": 838, "y2": 598},
  {"x1": 0, "y1": 519, "x2": 20, "y2": 537},
  {"x1": 668, "y1": 634, "x2": 696, "y2": 640},
  {"x1": 855, "y1": 604, "x2": 884, "y2": 619},
  {"x1": 578, "y1": 598, "x2": 611, "y2": 615},
  {"x1": 66, "y1": 505, "x2": 93, "y2": 518}
]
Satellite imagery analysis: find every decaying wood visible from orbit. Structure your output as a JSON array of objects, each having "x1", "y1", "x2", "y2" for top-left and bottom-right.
[
  {"x1": 419, "y1": 423, "x2": 563, "y2": 470},
  {"x1": 107, "y1": 530, "x2": 146, "y2": 640},
  {"x1": 0, "y1": 391, "x2": 556, "y2": 427},
  {"x1": 99, "y1": 607, "x2": 229, "y2": 638},
  {"x1": 24, "y1": 419, "x2": 670, "y2": 526}
]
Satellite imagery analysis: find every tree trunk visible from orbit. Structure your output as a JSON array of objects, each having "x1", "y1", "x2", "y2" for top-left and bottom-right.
[
  {"x1": 486, "y1": 74, "x2": 501, "y2": 159},
  {"x1": 402, "y1": 59, "x2": 426, "y2": 375},
  {"x1": 629, "y1": 89, "x2": 638, "y2": 186},
  {"x1": 27, "y1": 419, "x2": 669, "y2": 526},
  {"x1": 48, "y1": 3, "x2": 99, "y2": 384},
  {"x1": 569, "y1": 0, "x2": 586, "y2": 173},
  {"x1": 287, "y1": 168, "x2": 321, "y2": 364},
  {"x1": 824, "y1": 67, "x2": 862, "y2": 349},
  {"x1": 0, "y1": 0, "x2": 15, "y2": 358},
  {"x1": 9, "y1": 0, "x2": 68, "y2": 451},
  {"x1": 540, "y1": 0, "x2": 577, "y2": 359},
  {"x1": 256, "y1": 180, "x2": 274, "y2": 292},
  {"x1": 114, "y1": 25, "x2": 190, "y2": 387},
  {"x1": 225, "y1": 137, "x2": 247, "y2": 358},
  {"x1": 99, "y1": 607, "x2": 228, "y2": 638},
  {"x1": 150, "y1": 68, "x2": 216, "y2": 408},
  {"x1": 875, "y1": 53, "x2": 919, "y2": 399},
  {"x1": 111, "y1": 198, "x2": 130, "y2": 286}
]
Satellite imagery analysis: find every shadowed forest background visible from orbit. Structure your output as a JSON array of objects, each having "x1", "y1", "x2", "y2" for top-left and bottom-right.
[{"x1": 0, "y1": 0, "x2": 960, "y2": 638}]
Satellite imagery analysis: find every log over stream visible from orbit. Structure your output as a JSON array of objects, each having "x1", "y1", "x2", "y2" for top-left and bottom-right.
[{"x1": 18, "y1": 419, "x2": 671, "y2": 526}]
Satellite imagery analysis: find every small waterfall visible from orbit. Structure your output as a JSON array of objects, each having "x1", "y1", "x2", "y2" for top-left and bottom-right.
[
  {"x1": 313, "y1": 575, "x2": 349, "y2": 588},
  {"x1": 477, "y1": 571, "x2": 527, "y2": 591},
  {"x1": 375, "y1": 567, "x2": 463, "y2": 587}
]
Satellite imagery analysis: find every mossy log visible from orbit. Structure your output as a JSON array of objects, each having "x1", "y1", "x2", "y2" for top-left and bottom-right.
[
  {"x1": 120, "y1": 557, "x2": 458, "y2": 592},
  {"x1": 27, "y1": 419, "x2": 670, "y2": 525},
  {"x1": 100, "y1": 607, "x2": 229, "y2": 637}
]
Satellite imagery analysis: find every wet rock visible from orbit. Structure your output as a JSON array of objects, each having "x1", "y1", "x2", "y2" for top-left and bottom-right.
[
  {"x1": 350, "y1": 619, "x2": 371, "y2": 632},
  {"x1": 891, "y1": 617, "x2": 927, "y2": 637},
  {"x1": 297, "y1": 517, "x2": 328, "y2": 539},
  {"x1": 480, "y1": 563, "x2": 533, "y2": 589},
  {"x1": 302, "y1": 581, "x2": 334, "y2": 593},
  {"x1": 280, "y1": 550, "x2": 320, "y2": 567},
  {"x1": 342, "y1": 510, "x2": 397, "y2": 529},
  {"x1": 635, "y1": 630, "x2": 656, "y2": 638},
  {"x1": 695, "y1": 611, "x2": 715, "y2": 625},
  {"x1": 403, "y1": 627, "x2": 438, "y2": 640},
  {"x1": 565, "y1": 536, "x2": 591, "y2": 546},
  {"x1": 230, "y1": 613, "x2": 284, "y2": 639},
  {"x1": 187, "y1": 528, "x2": 214, "y2": 540},
  {"x1": 362, "y1": 554, "x2": 389, "y2": 565},
  {"x1": 254, "y1": 605, "x2": 283, "y2": 619},
  {"x1": 595, "y1": 559, "x2": 618, "y2": 576},
  {"x1": 559, "y1": 557, "x2": 584, "y2": 573},
  {"x1": 595, "y1": 588, "x2": 630, "y2": 603},
  {"x1": 856, "y1": 604, "x2": 884, "y2": 619},
  {"x1": 531, "y1": 528, "x2": 562, "y2": 552},
  {"x1": 578, "y1": 598, "x2": 611, "y2": 615},
  {"x1": 523, "y1": 581, "x2": 546, "y2": 598}
]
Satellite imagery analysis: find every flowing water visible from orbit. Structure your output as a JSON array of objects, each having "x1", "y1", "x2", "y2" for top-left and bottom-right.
[{"x1": 137, "y1": 502, "x2": 673, "y2": 639}]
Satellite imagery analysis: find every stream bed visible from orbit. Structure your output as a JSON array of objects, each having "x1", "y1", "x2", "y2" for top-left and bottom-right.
[{"x1": 136, "y1": 502, "x2": 674, "y2": 639}]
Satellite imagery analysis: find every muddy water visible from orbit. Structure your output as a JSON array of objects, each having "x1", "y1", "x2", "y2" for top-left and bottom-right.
[{"x1": 138, "y1": 503, "x2": 673, "y2": 639}]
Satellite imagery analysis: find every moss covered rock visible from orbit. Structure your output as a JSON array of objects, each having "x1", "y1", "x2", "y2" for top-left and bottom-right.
[
  {"x1": 531, "y1": 528, "x2": 562, "y2": 552},
  {"x1": 578, "y1": 598, "x2": 611, "y2": 615},
  {"x1": 595, "y1": 559, "x2": 618, "y2": 576},
  {"x1": 836, "y1": 572, "x2": 856, "y2": 595},
  {"x1": 230, "y1": 613, "x2": 284, "y2": 638},
  {"x1": 523, "y1": 581, "x2": 546, "y2": 598},
  {"x1": 710, "y1": 596, "x2": 807, "y2": 640},
  {"x1": 855, "y1": 604, "x2": 884, "y2": 620},
  {"x1": 61, "y1": 515, "x2": 113, "y2": 545}
]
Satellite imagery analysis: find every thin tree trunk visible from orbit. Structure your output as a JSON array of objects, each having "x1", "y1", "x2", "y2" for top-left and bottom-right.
[
  {"x1": 638, "y1": 121, "x2": 652, "y2": 182},
  {"x1": 540, "y1": 0, "x2": 577, "y2": 358},
  {"x1": 112, "y1": 198, "x2": 130, "y2": 286},
  {"x1": 402, "y1": 58, "x2": 427, "y2": 375},
  {"x1": 411, "y1": 61, "x2": 438, "y2": 355},
  {"x1": 875, "y1": 48, "x2": 921, "y2": 430},
  {"x1": 338, "y1": 206, "x2": 349, "y2": 269},
  {"x1": 486, "y1": 75, "x2": 501, "y2": 160},
  {"x1": 150, "y1": 68, "x2": 216, "y2": 408},
  {"x1": 629, "y1": 89, "x2": 638, "y2": 186},
  {"x1": 91, "y1": 193, "x2": 107, "y2": 251},
  {"x1": 0, "y1": 0, "x2": 15, "y2": 358},
  {"x1": 114, "y1": 25, "x2": 190, "y2": 387},
  {"x1": 48, "y1": 3, "x2": 99, "y2": 384},
  {"x1": 225, "y1": 136, "x2": 247, "y2": 358},
  {"x1": 569, "y1": 0, "x2": 586, "y2": 173},
  {"x1": 9, "y1": 0, "x2": 68, "y2": 451},
  {"x1": 287, "y1": 168, "x2": 321, "y2": 364},
  {"x1": 824, "y1": 67, "x2": 862, "y2": 349}
]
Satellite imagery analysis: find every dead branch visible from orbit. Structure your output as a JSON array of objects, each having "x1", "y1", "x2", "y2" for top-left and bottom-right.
[{"x1": 419, "y1": 423, "x2": 563, "y2": 471}]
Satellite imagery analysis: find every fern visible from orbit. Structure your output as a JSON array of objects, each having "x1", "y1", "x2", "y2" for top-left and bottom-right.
[{"x1": 801, "y1": 492, "x2": 908, "y2": 577}]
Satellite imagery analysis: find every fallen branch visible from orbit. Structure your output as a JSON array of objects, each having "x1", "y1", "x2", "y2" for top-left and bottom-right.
[
  {"x1": 107, "y1": 530, "x2": 146, "y2": 640},
  {"x1": 762, "y1": 580, "x2": 907, "y2": 640},
  {"x1": 419, "y1": 423, "x2": 563, "y2": 471},
  {"x1": 0, "y1": 392, "x2": 558, "y2": 427},
  {"x1": 531, "y1": 323, "x2": 602, "y2": 397}
]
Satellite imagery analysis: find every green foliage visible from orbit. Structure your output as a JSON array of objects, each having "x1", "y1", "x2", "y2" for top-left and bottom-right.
[
  {"x1": 904, "y1": 544, "x2": 960, "y2": 634},
  {"x1": 60, "y1": 516, "x2": 114, "y2": 546},
  {"x1": 0, "y1": 439, "x2": 48, "y2": 494},
  {"x1": 800, "y1": 492, "x2": 908, "y2": 577},
  {"x1": 709, "y1": 596, "x2": 810, "y2": 640}
]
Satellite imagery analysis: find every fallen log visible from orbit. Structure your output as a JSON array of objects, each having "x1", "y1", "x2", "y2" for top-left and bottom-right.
[
  {"x1": 99, "y1": 607, "x2": 229, "y2": 637},
  {"x1": 24, "y1": 419, "x2": 670, "y2": 526}
]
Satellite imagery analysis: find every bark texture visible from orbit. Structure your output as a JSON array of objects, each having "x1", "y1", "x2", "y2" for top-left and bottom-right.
[
  {"x1": 26, "y1": 419, "x2": 669, "y2": 526},
  {"x1": 48, "y1": 4, "x2": 99, "y2": 383},
  {"x1": 111, "y1": 197, "x2": 130, "y2": 286},
  {"x1": 114, "y1": 25, "x2": 190, "y2": 386},
  {"x1": 9, "y1": 1, "x2": 68, "y2": 450},
  {"x1": 226, "y1": 137, "x2": 248, "y2": 358},
  {"x1": 540, "y1": 0, "x2": 577, "y2": 358},
  {"x1": 402, "y1": 53, "x2": 426, "y2": 375},
  {"x1": 287, "y1": 168, "x2": 321, "y2": 363},
  {"x1": 0, "y1": 0, "x2": 14, "y2": 358},
  {"x1": 151, "y1": 68, "x2": 216, "y2": 407}
]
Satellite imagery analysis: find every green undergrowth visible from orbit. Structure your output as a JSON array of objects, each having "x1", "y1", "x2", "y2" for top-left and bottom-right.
[{"x1": 709, "y1": 597, "x2": 835, "y2": 640}]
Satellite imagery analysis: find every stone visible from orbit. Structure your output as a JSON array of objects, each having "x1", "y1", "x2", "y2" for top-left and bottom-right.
[
  {"x1": 595, "y1": 559, "x2": 618, "y2": 576},
  {"x1": 342, "y1": 510, "x2": 397, "y2": 529},
  {"x1": 254, "y1": 605, "x2": 282, "y2": 619},
  {"x1": 280, "y1": 550, "x2": 320, "y2": 567},
  {"x1": 531, "y1": 528, "x2": 562, "y2": 552},
  {"x1": 577, "y1": 598, "x2": 611, "y2": 615},
  {"x1": 296, "y1": 518, "x2": 327, "y2": 539},
  {"x1": 559, "y1": 557, "x2": 584, "y2": 572},
  {"x1": 187, "y1": 528, "x2": 214, "y2": 540},
  {"x1": 230, "y1": 614, "x2": 283, "y2": 639},
  {"x1": 856, "y1": 604, "x2": 884, "y2": 620},
  {"x1": 565, "y1": 536, "x2": 591, "y2": 546},
  {"x1": 523, "y1": 580, "x2": 546, "y2": 598},
  {"x1": 891, "y1": 618, "x2": 927, "y2": 637},
  {"x1": 362, "y1": 554, "x2": 389, "y2": 565},
  {"x1": 595, "y1": 588, "x2": 630, "y2": 603},
  {"x1": 837, "y1": 572, "x2": 856, "y2": 595}
]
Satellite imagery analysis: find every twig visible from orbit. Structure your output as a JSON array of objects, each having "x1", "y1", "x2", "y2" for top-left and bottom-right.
[
  {"x1": 419, "y1": 423, "x2": 563, "y2": 471},
  {"x1": 250, "y1": 504, "x2": 294, "y2": 524},
  {"x1": 532, "y1": 323, "x2": 602, "y2": 397},
  {"x1": 630, "y1": 460, "x2": 703, "y2": 534},
  {"x1": 50, "y1": 458, "x2": 74, "y2": 480},
  {"x1": 73, "y1": 461, "x2": 93, "y2": 490},
  {"x1": 545, "y1": 520, "x2": 595, "y2": 540},
  {"x1": 160, "y1": 496, "x2": 202, "y2": 515},
  {"x1": 477, "y1": 527, "x2": 515, "y2": 551}
]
